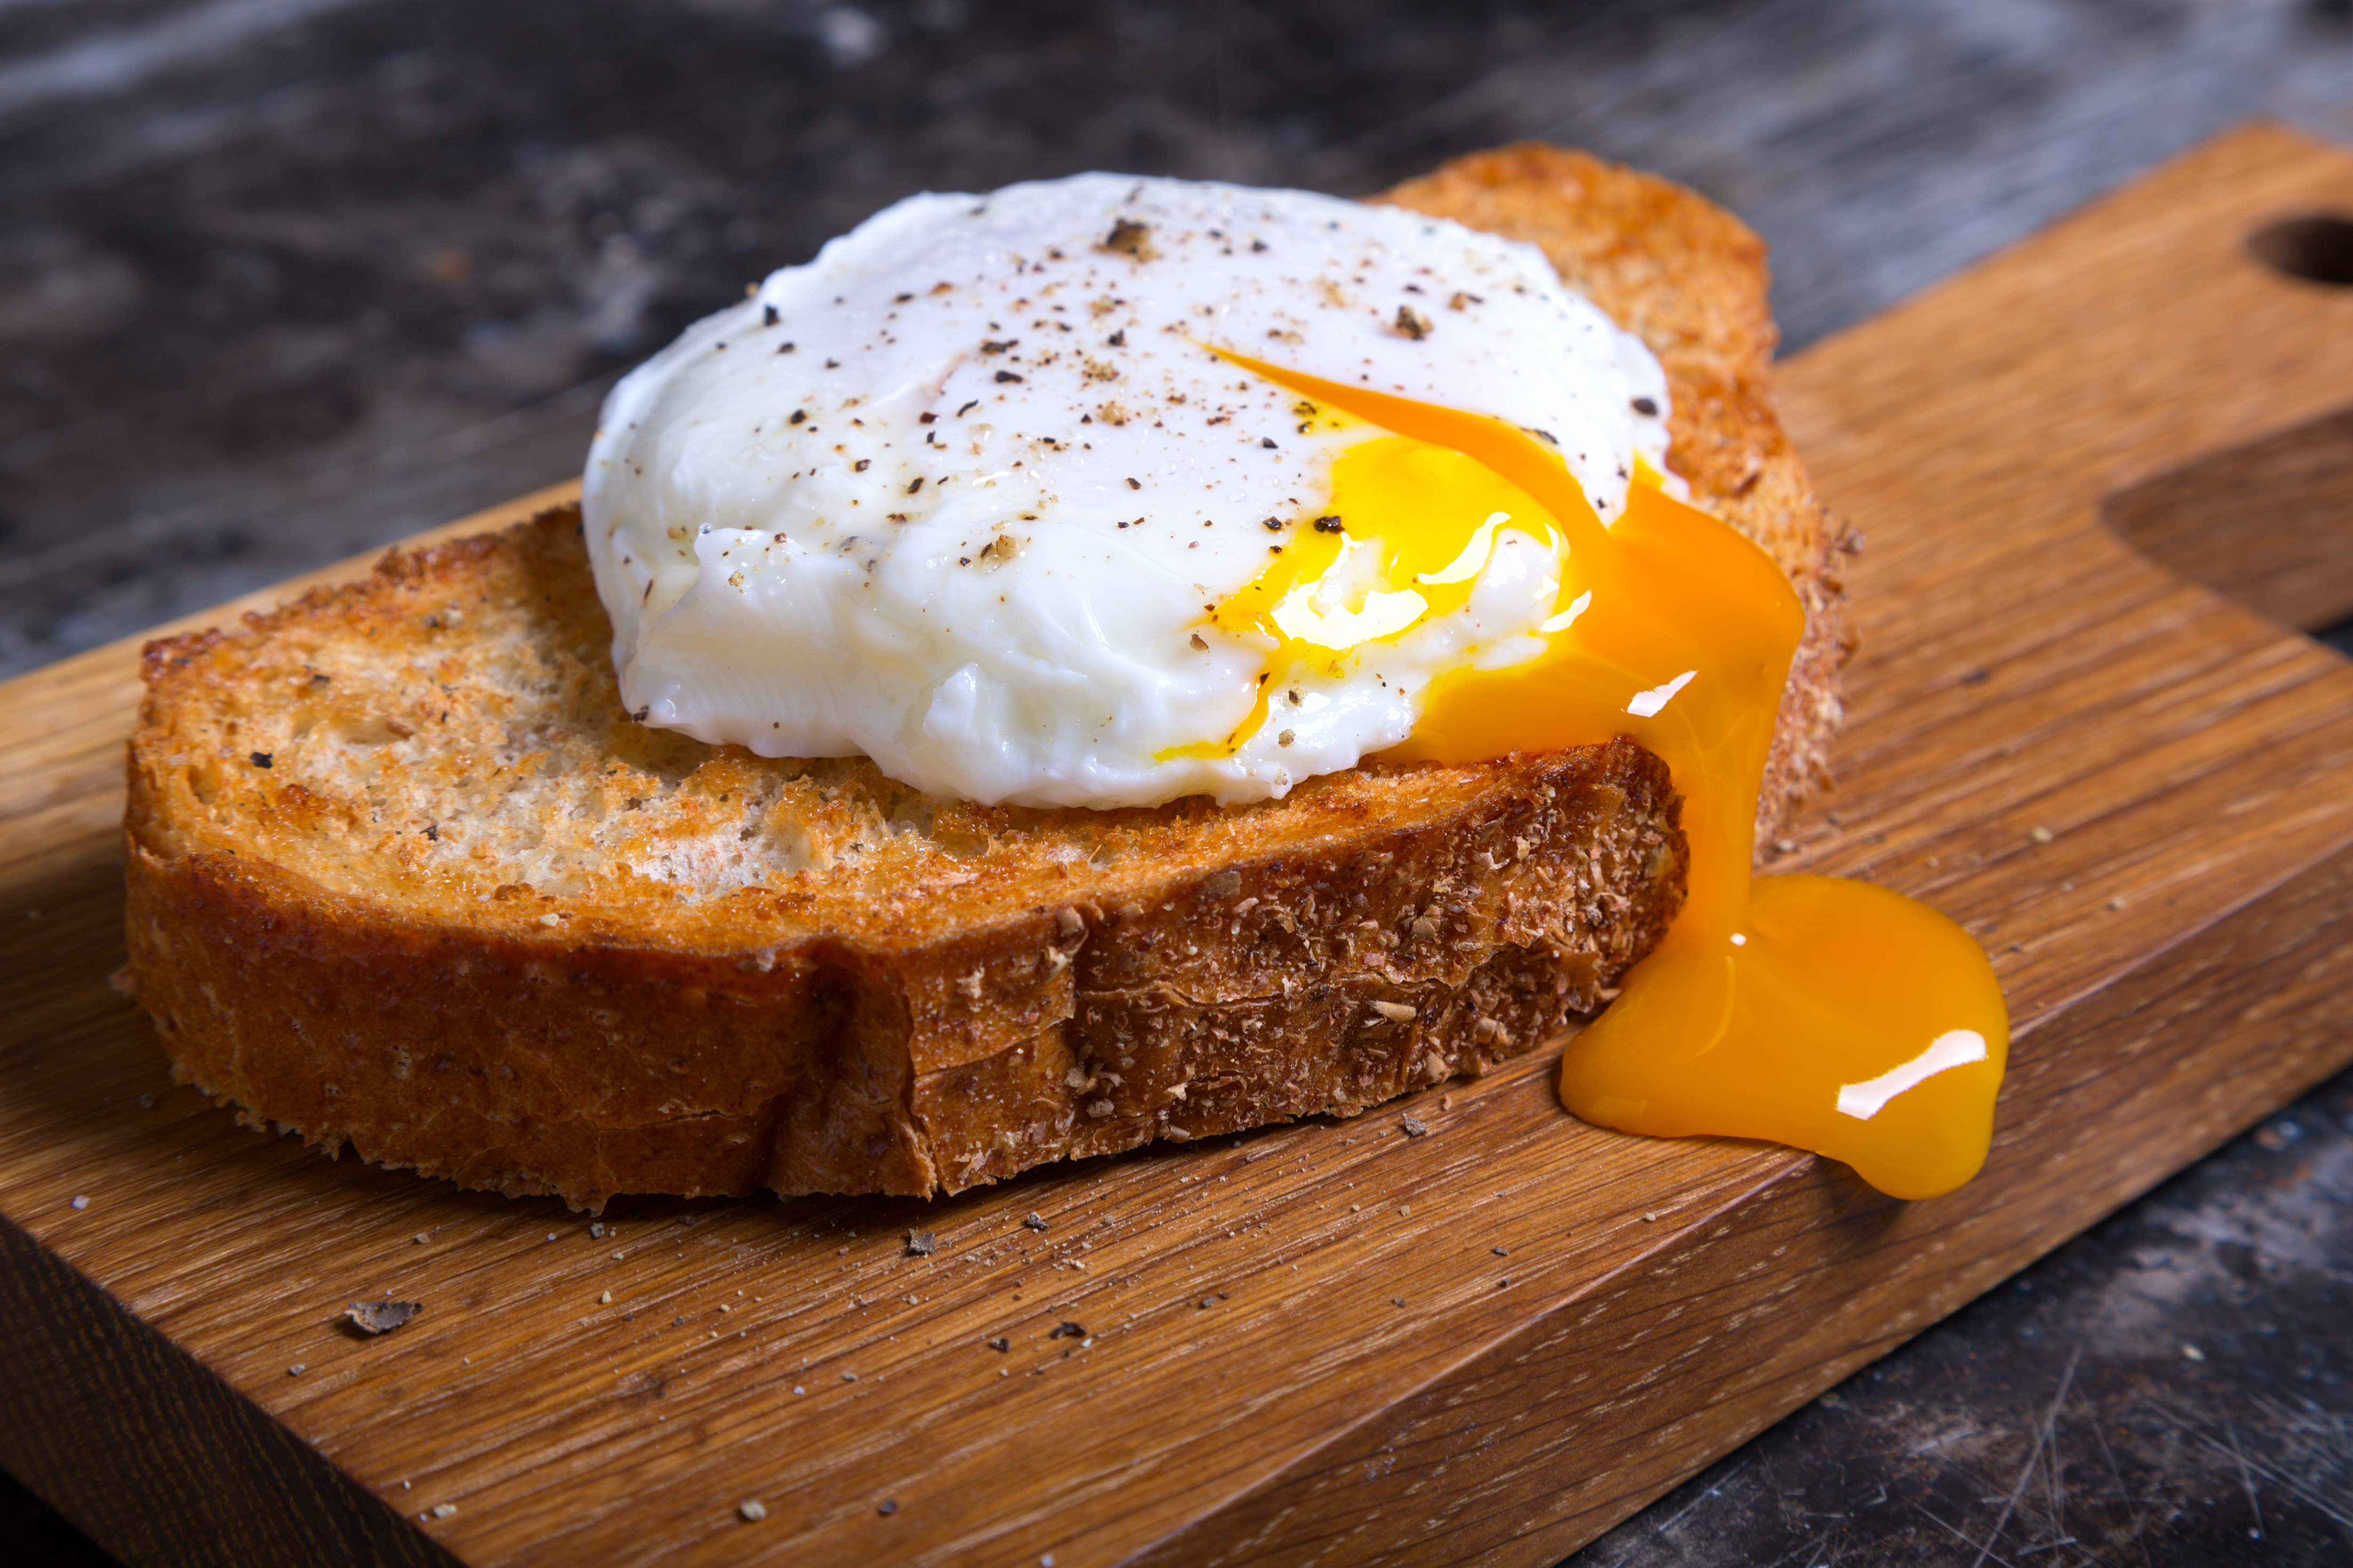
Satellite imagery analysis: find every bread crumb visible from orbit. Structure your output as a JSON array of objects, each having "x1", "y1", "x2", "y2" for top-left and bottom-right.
[
  {"x1": 287, "y1": 1363, "x2": 306, "y2": 1376},
  {"x1": 2028, "y1": 825, "x2": 2054, "y2": 844},
  {"x1": 431, "y1": 1504, "x2": 457, "y2": 1520},
  {"x1": 599, "y1": 1291, "x2": 613, "y2": 1304},
  {"x1": 1400, "y1": 1114, "x2": 1428, "y2": 1137},
  {"x1": 905, "y1": 1230, "x2": 936, "y2": 1257},
  {"x1": 68, "y1": 1195, "x2": 87, "y2": 1211},
  {"x1": 344, "y1": 1299, "x2": 422, "y2": 1336},
  {"x1": 739, "y1": 1500, "x2": 768, "y2": 1522}
]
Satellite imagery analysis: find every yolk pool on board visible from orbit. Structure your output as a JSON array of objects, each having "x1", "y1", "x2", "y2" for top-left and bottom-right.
[{"x1": 1207, "y1": 350, "x2": 2009, "y2": 1201}]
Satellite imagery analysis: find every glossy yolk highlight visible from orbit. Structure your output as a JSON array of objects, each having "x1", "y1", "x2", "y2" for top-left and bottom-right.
[
  {"x1": 1209, "y1": 350, "x2": 2009, "y2": 1200},
  {"x1": 1170, "y1": 423, "x2": 1564, "y2": 757}
]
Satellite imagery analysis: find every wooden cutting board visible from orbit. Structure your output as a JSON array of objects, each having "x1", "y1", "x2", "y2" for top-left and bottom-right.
[{"x1": 5, "y1": 124, "x2": 2353, "y2": 1568}]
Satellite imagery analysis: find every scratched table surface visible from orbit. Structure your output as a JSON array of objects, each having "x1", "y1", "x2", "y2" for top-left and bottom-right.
[{"x1": 3, "y1": 3, "x2": 2353, "y2": 1564}]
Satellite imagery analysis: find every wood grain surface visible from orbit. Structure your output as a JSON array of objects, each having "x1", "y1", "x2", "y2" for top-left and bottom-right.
[{"x1": 2, "y1": 125, "x2": 2352, "y2": 1568}]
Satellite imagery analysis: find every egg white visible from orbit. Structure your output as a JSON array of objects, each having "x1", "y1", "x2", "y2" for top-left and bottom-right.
[{"x1": 582, "y1": 173, "x2": 1672, "y2": 808}]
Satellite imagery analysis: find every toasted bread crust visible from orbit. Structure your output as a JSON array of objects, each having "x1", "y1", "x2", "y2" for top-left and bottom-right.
[
  {"x1": 123, "y1": 148, "x2": 1840, "y2": 1207},
  {"x1": 126, "y1": 513, "x2": 1684, "y2": 1206}
]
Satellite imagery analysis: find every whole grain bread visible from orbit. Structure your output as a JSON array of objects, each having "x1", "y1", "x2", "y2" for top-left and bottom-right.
[{"x1": 122, "y1": 146, "x2": 1842, "y2": 1209}]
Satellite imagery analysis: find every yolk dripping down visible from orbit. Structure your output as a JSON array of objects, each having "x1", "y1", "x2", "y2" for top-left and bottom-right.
[{"x1": 1209, "y1": 350, "x2": 2009, "y2": 1200}]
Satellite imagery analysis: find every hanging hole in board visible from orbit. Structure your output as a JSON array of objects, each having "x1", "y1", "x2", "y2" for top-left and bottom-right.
[{"x1": 2247, "y1": 213, "x2": 2353, "y2": 286}]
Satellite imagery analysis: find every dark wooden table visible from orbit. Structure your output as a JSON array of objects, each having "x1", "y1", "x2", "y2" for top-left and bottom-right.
[{"x1": 3, "y1": 3, "x2": 2350, "y2": 1563}]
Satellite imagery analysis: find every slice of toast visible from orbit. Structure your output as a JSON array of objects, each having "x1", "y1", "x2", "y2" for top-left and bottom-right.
[{"x1": 122, "y1": 146, "x2": 1842, "y2": 1209}]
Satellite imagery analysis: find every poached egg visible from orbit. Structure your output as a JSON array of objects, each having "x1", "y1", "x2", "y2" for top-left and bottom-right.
[{"x1": 582, "y1": 173, "x2": 1672, "y2": 808}]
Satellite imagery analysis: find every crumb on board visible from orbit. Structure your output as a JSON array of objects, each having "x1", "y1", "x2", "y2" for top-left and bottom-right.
[
  {"x1": 1049, "y1": 1321, "x2": 1086, "y2": 1340},
  {"x1": 287, "y1": 1363, "x2": 306, "y2": 1376},
  {"x1": 344, "y1": 1299, "x2": 422, "y2": 1336},
  {"x1": 1022, "y1": 1212, "x2": 1049, "y2": 1232},
  {"x1": 1400, "y1": 1114, "x2": 1428, "y2": 1137},
  {"x1": 905, "y1": 1230, "x2": 937, "y2": 1257},
  {"x1": 68, "y1": 1195, "x2": 87, "y2": 1210},
  {"x1": 430, "y1": 1504, "x2": 457, "y2": 1520},
  {"x1": 879, "y1": 1499, "x2": 899, "y2": 1516},
  {"x1": 738, "y1": 1500, "x2": 768, "y2": 1522}
]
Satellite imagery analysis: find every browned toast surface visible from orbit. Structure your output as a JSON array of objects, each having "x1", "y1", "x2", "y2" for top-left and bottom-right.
[{"x1": 122, "y1": 147, "x2": 1840, "y2": 1207}]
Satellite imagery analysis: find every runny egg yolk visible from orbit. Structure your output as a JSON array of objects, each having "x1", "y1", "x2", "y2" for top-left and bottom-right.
[{"x1": 1209, "y1": 350, "x2": 2009, "y2": 1200}]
